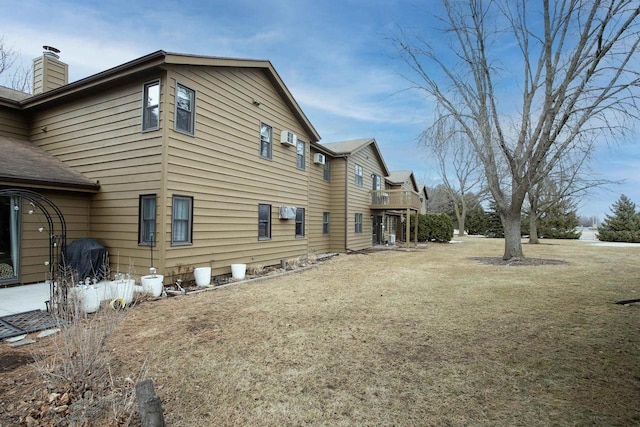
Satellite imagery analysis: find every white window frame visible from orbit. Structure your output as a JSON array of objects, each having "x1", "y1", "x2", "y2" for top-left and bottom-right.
[{"x1": 260, "y1": 123, "x2": 272, "y2": 159}]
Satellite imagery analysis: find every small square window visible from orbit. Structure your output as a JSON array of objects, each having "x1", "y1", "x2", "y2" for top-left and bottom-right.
[
  {"x1": 175, "y1": 83, "x2": 195, "y2": 135},
  {"x1": 172, "y1": 195, "x2": 193, "y2": 245},
  {"x1": 260, "y1": 123, "x2": 272, "y2": 159},
  {"x1": 259, "y1": 204, "x2": 271, "y2": 240},
  {"x1": 142, "y1": 81, "x2": 160, "y2": 131}
]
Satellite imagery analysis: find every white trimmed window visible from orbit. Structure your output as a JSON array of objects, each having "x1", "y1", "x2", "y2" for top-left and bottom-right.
[{"x1": 260, "y1": 123, "x2": 272, "y2": 159}]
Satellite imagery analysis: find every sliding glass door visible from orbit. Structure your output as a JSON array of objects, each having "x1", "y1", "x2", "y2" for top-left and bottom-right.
[{"x1": 0, "y1": 196, "x2": 20, "y2": 283}]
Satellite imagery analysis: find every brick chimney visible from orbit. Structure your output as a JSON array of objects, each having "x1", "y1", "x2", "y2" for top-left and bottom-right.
[{"x1": 32, "y1": 46, "x2": 68, "y2": 94}]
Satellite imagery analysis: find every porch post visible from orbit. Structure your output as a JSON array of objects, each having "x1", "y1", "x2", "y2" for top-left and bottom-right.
[
  {"x1": 405, "y1": 208, "x2": 411, "y2": 248},
  {"x1": 413, "y1": 211, "x2": 418, "y2": 246}
]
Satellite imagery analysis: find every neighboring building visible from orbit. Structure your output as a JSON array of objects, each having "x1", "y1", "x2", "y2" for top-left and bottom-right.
[
  {"x1": 0, "y1": 49, "x2": 422, "y2": 287},
  {"x1": 320, "y1": 141, "x2": 421, "y2": 250}
]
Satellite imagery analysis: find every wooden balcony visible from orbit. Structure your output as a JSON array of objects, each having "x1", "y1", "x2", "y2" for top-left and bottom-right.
[{"x1": 370, "y1": 190, "x2": 421, "y2": 211}]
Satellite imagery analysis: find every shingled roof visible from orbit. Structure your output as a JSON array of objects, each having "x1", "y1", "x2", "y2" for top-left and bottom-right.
[{"x1": 0, "y1": 136, "x2": 99, "y2": 192}]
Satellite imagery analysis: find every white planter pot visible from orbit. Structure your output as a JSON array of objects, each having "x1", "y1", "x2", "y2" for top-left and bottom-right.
[
  {"x1": 194, "y1": 267, "x2": 212, "y2": 286},
  {"x1": 231, "y1": 264, "x2": 246, "y2": 280},
  {"x1": 110, "y1": 279, "x2": 136, "y2": 304},
  {"x1": 75, "y1": 286, "x2": 100, "y2": 314},
  {"x1": 141, "y1": 274, "x2": 164, "y2": 297}
]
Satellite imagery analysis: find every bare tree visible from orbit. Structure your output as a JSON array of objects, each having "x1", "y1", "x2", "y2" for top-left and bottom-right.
[
  {"x1": 526, "y1": 145, "x2": 617, "y2": 243},
  {"x1": 396, "y1": 0, "x2": 640, "y2": 260},
  {"x1": 0, "y1": 36, "x2": 32, "y2": 93},
  {"x1": 422, "y1": 113, "x2": 485, "y2": 236}
]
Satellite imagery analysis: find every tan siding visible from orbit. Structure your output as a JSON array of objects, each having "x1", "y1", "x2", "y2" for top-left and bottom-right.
[
  {"x1": 29, "y1": 76, "x2": 166, "y2": 274},
  {"x1": 308, "y1": 148, "x2": 332, "y2": 254},
  {"x1": 19, "y1": 191, "x2": 90, "y2": 284},
  {"x1": 0, "y1": 108, "x2": 29, "y2": 139},
  {"x1": 329, "y1": 157, "x2": 347, "y2": 252},
  {"x1": 161, "y1": 66, "x2": 311, "y2": 276},
  {"x1": 345, "y1": 145, "x2": 387, "y2": 251}
]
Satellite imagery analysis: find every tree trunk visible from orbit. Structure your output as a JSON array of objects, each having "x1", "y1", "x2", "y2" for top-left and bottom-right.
[
  {"x1": 528, "y1": 215, "x2": 539, "y2": 244},
  {"x1": 458, "y1": 216, "x2": 466, "y2": 236},
  {"x1": 502, "y1": 213, "x2": 524, "y2": 260}
]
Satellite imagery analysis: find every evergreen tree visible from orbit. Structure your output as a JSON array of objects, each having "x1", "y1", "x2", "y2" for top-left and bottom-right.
[
  {"x1": 466, "y1": 205, "x2": 489, "y2": 235},
  {"x1": 484, "y1": 201, "x2": 504, "y2": 238},
  {"x1": 597, "y1": 195, "x2": 640, "y2": 242},
  {"x1": 538, "y1": 200, "x2": 581, "y2": 239}
]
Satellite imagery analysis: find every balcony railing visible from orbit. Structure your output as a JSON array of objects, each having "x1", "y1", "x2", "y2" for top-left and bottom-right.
[{"x1": 370, "y1": 190, "x2": 421, "y2": 211}]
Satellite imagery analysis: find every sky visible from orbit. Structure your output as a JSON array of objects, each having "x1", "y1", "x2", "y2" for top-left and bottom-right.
[{"x1": 1, "y1": 0, "x2": 638, "y2": 221}]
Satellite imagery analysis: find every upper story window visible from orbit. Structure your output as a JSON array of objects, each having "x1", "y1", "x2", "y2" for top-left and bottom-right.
[
  {"x1": 296, "y1": 140, "x2": 306, "y2": 169},
  {"x1": 355, "y1": 164, "x2": 363, "y2": 187},
  {"x1": 142, "y1": 80, "x2": 160, "y2": 131},
  {"x1": 323, "y1": 159, "x2": 331, "y2": 182},
  {"x1": 258, "y1": 204, "x2": 271, "y2": 240},
  {"x1": 260, "y1": 123, "x2": 272, "y2": 159},
  {"x1": 372, "y1": 174, "x2": 382, "y2": 190},
  {"x1": 172, "y1": 195, "x2": 193, "y2": 245},
  {"x1": 295, "y1": 207, "x2": 305, "y2": 237},
  {"x1": 175, "y1": 83, "x2": 195, "y2": 135},
  {"x1": 139, "y1": 194, "x2": 156, "y2": 245}
]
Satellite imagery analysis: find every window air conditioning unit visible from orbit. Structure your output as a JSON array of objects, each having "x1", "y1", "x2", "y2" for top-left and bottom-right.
[
  {"x1": 279, "y1": 205, "x2": 297, "y2": 219},
  {"x1": 280, "y1": 130, "x2": 297, "y2": 146},
  {"x1": 313, "y1": 153, "x2": 326, "y2": 165}
]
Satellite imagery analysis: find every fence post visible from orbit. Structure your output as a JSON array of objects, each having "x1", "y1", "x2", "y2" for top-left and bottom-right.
[{"x1": 135, "y1": 379, "x2": 165, "y2": 426}]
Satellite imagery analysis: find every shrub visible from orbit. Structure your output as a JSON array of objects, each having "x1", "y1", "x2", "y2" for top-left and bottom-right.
[{"x1": 409, "y1": 213, "x2": 454, "y2": 242}]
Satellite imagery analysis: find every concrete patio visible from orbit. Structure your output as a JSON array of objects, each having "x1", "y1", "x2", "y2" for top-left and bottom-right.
[{"x1": 0, "y1": 282, "x2": 50, "y2": 316}]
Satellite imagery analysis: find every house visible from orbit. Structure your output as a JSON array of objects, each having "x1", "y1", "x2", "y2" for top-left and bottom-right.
[
  {"x1": 319, "y1": 141, "x2": 421, "y2": 250},
  {"x1": 0, "y1": 48, "x2": 421, "y2": 287}
]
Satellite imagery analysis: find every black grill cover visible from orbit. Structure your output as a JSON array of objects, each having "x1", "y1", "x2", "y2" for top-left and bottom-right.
[{"x1": 63, "y1": 238, "x2": 108, "y2": 281}]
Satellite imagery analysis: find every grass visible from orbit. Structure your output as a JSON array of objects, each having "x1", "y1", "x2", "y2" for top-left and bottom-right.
[{"x1": 106, "y1": 237, "x2": 639, "y2": 426}]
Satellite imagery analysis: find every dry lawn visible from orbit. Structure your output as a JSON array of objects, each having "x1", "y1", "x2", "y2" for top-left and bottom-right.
[{"x1": 103, "y1": 237, "x2": 640, "y2": 426}]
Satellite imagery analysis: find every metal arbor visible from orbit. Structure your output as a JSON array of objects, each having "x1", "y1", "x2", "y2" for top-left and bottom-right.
[{"x1": 0, "y1": 188, "x2": 67, "y2": 314}]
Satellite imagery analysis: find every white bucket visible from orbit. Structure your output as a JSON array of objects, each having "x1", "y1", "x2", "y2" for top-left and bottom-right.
[
  {"x1": 75, "y1": 286, "x2": 100, "y2": 313},
  {"x1": 141, "y1": 274, "x2": 164, "y2": 297},
  {"x1": 110, "y1": 279, "x2": 135, "y2": 304},
  {"x1": 194, "y1": 267, "x2": 212, "y2": 286},
  {"x1": 230, "y1": 264, "x2": 246, "y2": 280}
]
